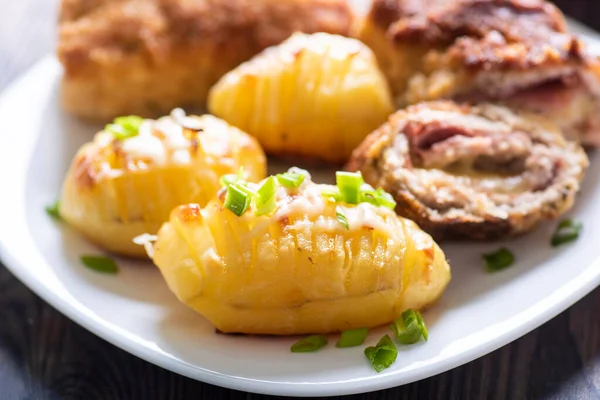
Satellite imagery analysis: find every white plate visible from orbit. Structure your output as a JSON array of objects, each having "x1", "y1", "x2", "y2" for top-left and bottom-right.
[{"x1": 2, "y1": 16, "x2": 600, "y2": 399}]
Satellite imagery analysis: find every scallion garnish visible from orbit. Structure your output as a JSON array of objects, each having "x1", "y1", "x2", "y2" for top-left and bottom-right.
[
  {"x1": 105, "y1": 115, "x2": 144, "y2": 140},
  {"x1": 336, "y1": 171, "x2": 364, "y2": 204},
  {"x1": 374, "y1": 188, "x2": 396, "y2": 210},
  {"x1": 322, "y1": 171, "x2": 396, "y2": 210},
  {"x1": 483, "y1": 247, "x2": 514, "y2": 272},
  {"x1": 336, "y1": 211, "x2": 349, "y2": 230},
  {"x1": 219, "y1": 173, "x2": 238, "y2": 187},
  {"x1": 276, "y1": 170, "x2": 306, "y2": 188},
  {"x1": 321, "y1": 187, "x2": 340, "y2": 201},
  {"x1": 551, "y1": 219, "x2": 582, "y2": 247},
  {"x1": 45, "y1": 200, "x2": 61, "y2": 220},
  {"x1": 255, "y1": 176, "x2": 278, "y2": 216},
  {"x1": 364, "y1": 334, "x2": 397, "y2": 373},
  {"x1": 290, "y1": 335, "x2": 328, "y2": 353},
  {"x1": 224, "y1": 184, "x2": 252, "y2": 216},
  {"x1": 390, "y1": 309, "x2": 427, "y2": 344},
  {"x1": 416, "y1": 311, "x2": 428, "y2": 341},
  {"x1": 80, "y1": 255, "x2": 119, "y2": 274},
  {"x1": 359, "y1": 184, "x2": 397, "y2": 210},
  {"x1": 336, "y1": 328, "x2": 368, "y2": 348}
]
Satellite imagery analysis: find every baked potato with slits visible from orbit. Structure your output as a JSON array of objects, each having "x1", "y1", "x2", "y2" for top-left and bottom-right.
[
  {"x1": 208, "y1": 32, "x2": 394, "y2": 164},
  {"x1": 60, "y1": 109, "x2": 266, "y2": 258},
  {"x1": 150, "y1": 169, "x2": 450, "y2": 335}
]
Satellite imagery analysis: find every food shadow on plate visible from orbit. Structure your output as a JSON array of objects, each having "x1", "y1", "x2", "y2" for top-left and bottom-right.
[
  {"x1": 55, "y1": 226, "x2": 176, "y2": 305},
  {"x1": 154, "y1": 303, "x2": 440, "y2": 378}
]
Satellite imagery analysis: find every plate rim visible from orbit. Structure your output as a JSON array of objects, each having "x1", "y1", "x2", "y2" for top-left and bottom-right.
[{"x1": 1, "y1": 55, "x2": 600, "y2": 397}]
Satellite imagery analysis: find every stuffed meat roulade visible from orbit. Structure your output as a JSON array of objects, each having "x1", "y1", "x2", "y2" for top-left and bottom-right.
[
  {"x1": 358, "y1": 0, "x2": 600, "y2": 146},
  {"x1": 347, "y1": 101, "x2": 589, "y2": 241}
]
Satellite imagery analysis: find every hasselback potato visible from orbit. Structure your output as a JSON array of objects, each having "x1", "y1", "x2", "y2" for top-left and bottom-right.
[
  {"x1": 208, "y1": 32, "x2": 394, "y2": 164},
  {"x1": 58, "y1": 0, "x2": 354, "y2": 121},
  {"x1": 347, "y1": 101, "x2": 589, "y2": 241},
  {"x1": 60, "y1": 109, "x2": 266, "y2": 257},
  {"x1": 150, "y1": 169, "x2": 450, "y2": 335}
]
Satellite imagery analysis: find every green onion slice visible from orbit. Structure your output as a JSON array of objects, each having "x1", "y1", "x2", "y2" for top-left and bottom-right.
[
  {"x1": 255, "y1": 176, "x2": 278, "y2": 216},
  {"x1": 324, "y1": 171, "x2": 396, "y2": 210},
  {"x1": 336, "y1": 328, "x2": 368, "y2": 348},
  {"x1": 364, "y1": 334, "x2": 397, "y2": 373},
  {"x1": 219, "y1": 174, "x2": 238, "y2": 187},
  {"x1": 336, "y1": 171, "x2": 364, "y2": 204},
  {"x1": 45, "y1": 200, "x2": 61, "y2": 220},
  {"x1": 220, "y1": 166, "x2": 246, "y2": 188},
  {"x1": 106, "y1": 115, "x2": 144, "y2": 140},
  {"x1": 359, "y1": 184, "x2": 396, "y2": 210},
  {"x1": 336, "y1": 211, "x2": 349, "y2": 230},
  {"x1": 551, "y1": 219, "x2": 583, "y2": 247},
  {"x1": 321, "y1": 187, "x2": 340, "y2": 201},
  {"x1": 224, "y1": 184, "x2": 252, "y2": 216},
  {"x1": 416, "y1": 311, "x2": 428, "y2": 342},
  {"x1": 374, "y1": 188, "x2": 396, "y2": 210},
  {"x1": 290, "y1": 335, "x2": 328, "y2": 353},
  {"x1": 80, "y1": 255, "x2": 119, "y2": 274},
  {"x1": 390, "y1": 309, "x2": 427, "y2": 345},
  {"x1": 483, "y1": 247, "x2": 514, "y2": 272},
  {"x1": 276, "y1": 170, "x2": 306, "y2": 188}
]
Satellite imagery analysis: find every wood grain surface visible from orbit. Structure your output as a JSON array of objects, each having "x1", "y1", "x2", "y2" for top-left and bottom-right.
[{"x1": 1, "y1": 1, "x2": 600, "y2": 399}]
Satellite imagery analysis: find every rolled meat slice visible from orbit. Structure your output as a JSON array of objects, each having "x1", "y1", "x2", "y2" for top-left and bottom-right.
[
  {"x1": 357, "y1": 0, "x2": 600, "y2": 146},
  {"x1": 346, "y1": 101, "x2": 589, "y2": 241}
]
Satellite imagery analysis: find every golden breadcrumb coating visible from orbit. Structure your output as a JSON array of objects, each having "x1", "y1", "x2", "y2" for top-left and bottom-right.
[
  {"x1": 357, "y1": 0, "x2": 600, "y2": 146},
  {"x1": 58, "y1": 0, "x2": 354, "y2": 121}
]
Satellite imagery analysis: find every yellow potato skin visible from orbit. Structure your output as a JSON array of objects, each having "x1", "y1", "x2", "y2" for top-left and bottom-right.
[
  {"x1": 60, "y1": 114, "x2": 266, "y2": 258},
  {"x1": 208, "y1": 32, "x2": 394, "y2": 164},
  {"x1": 152, "y1": 179, "x2": 450, "y2": 335}
]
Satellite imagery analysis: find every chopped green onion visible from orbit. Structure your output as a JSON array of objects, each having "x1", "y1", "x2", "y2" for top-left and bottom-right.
[
  {"x1": 416, "y1": 311, "x2": 428, "y2": 342},
  {"x1": 105, "y1": 115, "x2": 144, "y2": 140},
  {"x1": 45, "y1": 200, "x2": 61, "y2": 220},
  {"x1": 321, "y1": 187, "x2": 340, "y2": 201},
  {"x1": 219, "y1": 174, "x2": 238, "y2": 187},
  {"x1": 374, "y1": 188, "x2": 397, "y2": 210},
  {"x1": 336, "y1": 211, "x2": 349, "y2": 230},
  {"x1": 255, "y1": 176, "x2": 278, "y2": 216},
  {"x1": 80, "y1": 255, "x2": 119, "y2": 274},
  {"x1": 326, "y1": 171, "x2": 396, "y2": 210},
  {"x1": 290, "y1": 335, "x2": 328, "y2": 353},
  {"x1": 276, "y1": 170, "x2": 306, "y2": 188},
  {"x1": 336, "y1": 328, "x2": 368, "y2": 348},
  {"x1": 336, "y1": 171, "x2": 364, "y2": 204},
  {"x1": 364, "y1": 334, "x2": 397, "y2": 373},
  {"x1": 224, "y1": 184, "x2": 251, "y2": 216},
  {"x1": 220, "y1": 166, "x2": 247, "y2": 188},
  {"x1": 359, "y1": 184, "x2": 378, "y2": 206},
  {"x1": 390, "y1": 309, "x2": 427, "y2": 344},
  {"x1": 551, "y1": 219, "x2": 582, "y2": 247},
  {"x1": 236, "y1": 182, "x2": 257, "y2": 197},
  {"x1": 483, "y1": 247, "x2": 514, "y2": 272},
  {"x1": 359, "y1": 185, "x2": 397, "y2": 210}
]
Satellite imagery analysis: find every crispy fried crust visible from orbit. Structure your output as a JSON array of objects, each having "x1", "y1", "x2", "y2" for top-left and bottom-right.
[
  {"x1": 360, "y1": 0, "x2": 583, "y2": 93},
  {"x1": 346, "y1": 101, "x2": 589, "y2": 241},
  {"x1": 58, "y1": 0, "x2": 354, "y2": 121},
  {"x1": 358, "y1": 0, "x2": 600, "y2": 146}
]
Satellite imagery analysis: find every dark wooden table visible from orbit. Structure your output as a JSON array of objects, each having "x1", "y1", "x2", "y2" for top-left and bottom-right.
[{"x1": 1, "y1": 1, "x2": 600, "y2": 399}]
